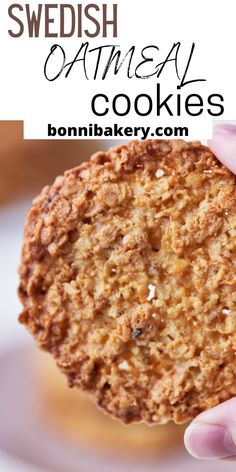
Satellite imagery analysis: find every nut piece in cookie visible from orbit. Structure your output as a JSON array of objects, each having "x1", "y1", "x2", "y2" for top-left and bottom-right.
[{"x1": 19, "y1": 139, "x2": 236, "y2": 425}]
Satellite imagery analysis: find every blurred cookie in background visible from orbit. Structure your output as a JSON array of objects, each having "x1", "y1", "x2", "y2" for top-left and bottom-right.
[
  {"x1": 36, "y1": 353, "x2": 185, "y2": 459},
  {"x1": 0, "y1": 121, "x2": 109, "y2": 204}
]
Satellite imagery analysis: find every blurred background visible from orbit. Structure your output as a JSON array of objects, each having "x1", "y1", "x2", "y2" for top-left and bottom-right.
[{"x1": 0, "y1": 121, "x2": 235, "y2": 472}]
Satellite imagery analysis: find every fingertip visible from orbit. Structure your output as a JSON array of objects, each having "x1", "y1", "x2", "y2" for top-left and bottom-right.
[
  {"x1": 211, "y1": 123, "x2": 236, "y2": 136},
  {"x1": 207, "y1": 123, "x2": 236, "y2": 174},
  {"x1": 184, "y1": 422, "x2": 233, "y2": 459},
  {"x1": 184, "y1": 399, "x2": 236, "y2": 460}
]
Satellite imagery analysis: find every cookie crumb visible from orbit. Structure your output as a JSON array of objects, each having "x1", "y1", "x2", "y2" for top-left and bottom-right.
[
  {"x1": 222, "y1": 308, "x2": 232, "y2": 315},
  {"x1": 118, "y1": 360, "x2": 130, "y2": 371},
  {"x1": 147, "y1": 284, "x2": 156, "y2": 301},
  {"x1": 131, "y1": 328, "x2": 143, "y2": 340},
  {"x1": 155, "y1": 169, "x2": 165, "y2": 178},
  {"x1": 80, "y1": 169, "x2": 90, "y2": 179},
  {"x1": 132, "y1": 347, "x2": 139, "y2": 355}
]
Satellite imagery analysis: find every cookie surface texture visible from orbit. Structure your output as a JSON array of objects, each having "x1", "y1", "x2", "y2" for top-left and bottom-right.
[{"x1": 19, "y1": 140, "x2": 236, "y2": 424}]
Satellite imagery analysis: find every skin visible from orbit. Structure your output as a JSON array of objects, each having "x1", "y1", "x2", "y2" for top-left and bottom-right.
[{"x1": 184, "y1": 123, "x2": 236, "y2": 460}]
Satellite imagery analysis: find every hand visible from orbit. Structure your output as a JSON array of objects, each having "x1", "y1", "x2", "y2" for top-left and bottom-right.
[{"x1": 184, "y1": 123, "x2": 236, "y2": 460}]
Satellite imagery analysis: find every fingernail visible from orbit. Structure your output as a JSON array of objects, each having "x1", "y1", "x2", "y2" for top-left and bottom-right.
[
  {"x1": 184, "y1": 423, "x2": 236, "y2": 459},
  {"x1": 214, "y1": 123, "x2": 236, "y2": 135}
]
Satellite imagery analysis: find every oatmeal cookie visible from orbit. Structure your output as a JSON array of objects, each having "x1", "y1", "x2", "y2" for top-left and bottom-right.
[{"x1": 19, "y1": 140, "x2": 236, "y2": 424}]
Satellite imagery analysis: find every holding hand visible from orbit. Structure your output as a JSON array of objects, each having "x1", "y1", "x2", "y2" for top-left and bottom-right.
[{"x1": 185, "y1": 123, "x2": 236, "y2": 460}]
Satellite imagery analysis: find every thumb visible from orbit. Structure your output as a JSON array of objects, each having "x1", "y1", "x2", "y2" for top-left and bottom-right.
[
  {"x1": 208, "y1": 123, "x2": 236, "y2": 175},
  {"x1": 184, "y1": 398, "x2": 236, "y2": 459}
]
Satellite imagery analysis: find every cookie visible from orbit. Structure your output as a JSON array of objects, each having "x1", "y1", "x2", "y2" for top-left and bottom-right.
[
  {"x1": 37, "y1": 353, "x2": 184, "y2": 457},
  {"x1": 19, "y1": 139, "x2": 236, "y2": 424}
]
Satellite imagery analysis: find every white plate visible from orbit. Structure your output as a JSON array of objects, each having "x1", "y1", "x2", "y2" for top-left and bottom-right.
[{"x1": 0, "y1": 343, "x2": 236, "y2": 472}]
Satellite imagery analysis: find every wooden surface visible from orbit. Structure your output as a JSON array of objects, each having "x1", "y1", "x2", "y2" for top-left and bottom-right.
[{"x1": 0, "y1": 121, "x2": 112, "y2": 204}]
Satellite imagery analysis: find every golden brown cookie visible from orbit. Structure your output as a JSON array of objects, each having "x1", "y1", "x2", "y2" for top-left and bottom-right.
[{"x1": 19, "y1": 139, "x2": 236, "y2": 425}]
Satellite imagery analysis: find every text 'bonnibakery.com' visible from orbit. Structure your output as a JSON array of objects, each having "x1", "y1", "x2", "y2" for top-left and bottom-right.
[{"x1": 47, "y1": 123, "x2": 189, "y2": 140}]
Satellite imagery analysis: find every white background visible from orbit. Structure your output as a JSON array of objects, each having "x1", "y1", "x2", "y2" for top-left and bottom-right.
[{"x1": 0, "y1": 0, "x2": 235, "y2": 139}]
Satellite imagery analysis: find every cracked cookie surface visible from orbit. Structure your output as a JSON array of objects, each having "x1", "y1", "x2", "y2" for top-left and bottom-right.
[{"x1": 19, "y1": 139, "x2": 236, "y2": 424}]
